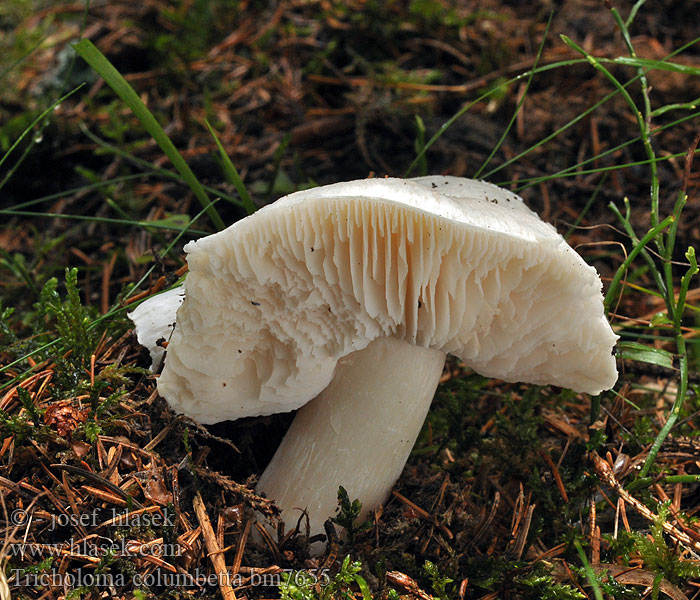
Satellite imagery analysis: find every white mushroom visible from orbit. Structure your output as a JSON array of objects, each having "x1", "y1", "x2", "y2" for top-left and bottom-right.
[
  {"x1": 129, "y1": 176, "x2": 618, "y2": 543},
  {"x1": 129, "y1": 286, "x2": 185, "y2": 371}
]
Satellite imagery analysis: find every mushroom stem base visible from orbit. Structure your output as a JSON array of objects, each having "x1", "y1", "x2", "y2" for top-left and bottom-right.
[{"x1": 255, "y1": 336, "x2": 446, "y2": 547}]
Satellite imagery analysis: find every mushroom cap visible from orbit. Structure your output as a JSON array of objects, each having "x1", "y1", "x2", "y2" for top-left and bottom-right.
[{"x1": 157, "y1": 176, "x2": 618, "y2": 423}]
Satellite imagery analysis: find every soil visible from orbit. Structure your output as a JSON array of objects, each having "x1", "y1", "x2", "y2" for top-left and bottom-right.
[{"x1": 1, "y1": 1, "x2": 700, "y2": 599}]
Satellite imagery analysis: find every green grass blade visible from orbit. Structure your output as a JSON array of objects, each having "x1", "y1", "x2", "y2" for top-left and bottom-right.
[
  {"x1": 481, "y1": 82, "x2": 634, "y2": 181},
  {"x1": 574, "y1": 541, "x2": 604, "y2": 600},
  {"x1": 72, "y1": 39, "x2": 225, "y2": 230},
  {"x1": 474, "y1": 12, "x2": 553, "y2": 179},
  {"x1": 561, "y1": 34, "x2": 662, "y2": 232},
  {"x1": 625, "y1": 0, "x2": 647, "y2": 28},
  {"x1": 0, "y1": 86, "x2": 82, "y2": 172},
  {"x1": 78, "y1": 124, "x2": 244, "y2": 208},
  {"x1": 0, "y1": 209, "x2": 210, "y2": 235},
  {"x1": 609, "y1": 8, "x2": 637, "y2": 58},
  {"x1": 652, "y1": 98, "x2": 700, "y2": 117},
  {"x1": 413, "y1": 114, "x2": 428, "y2": 177},
  {"x1": 204, "y1": 119, "x2": 256, "y2": 215},
  {"x1": 5, "y1": 174, "x2": 155, "y2": 212},
  {"x1": 0, "y1": 127, "x2": 42, "y2": 193},
  {"x1": 0, "y1": 198, "x2": 218, "y2": 387},
  {"x1": 614, "y1": 56, "x2": 700, "y2": 76},
  {"x1": 499, "y1": 147, "x2": 700, "y2": 188},
  {"x1": 511, "y1": 109, "x2": 700, "y2": 189},
  {"x1": 604, "y1": 214, "x2": 674, "y2": 312},
  {"x1": 617, "y1": 341, "x2": 674, "y2": 369},
  {"x1": 676, "y1": 247, "x2": 698, "y2": 331},
  {"x1": 402, "y1": 57, "x2": 594, "y2": 177},
  {"x1": 639, "y1": 333, "x2": 690, "y2": 478}
]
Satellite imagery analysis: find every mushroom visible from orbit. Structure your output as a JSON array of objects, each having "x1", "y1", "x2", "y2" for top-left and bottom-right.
[
  {"x1": 129, "y1": 286, "x2": 185, "y2": 371},
  {"x1": 129, "y1": 176, "x2": 618, "y2": 542}
]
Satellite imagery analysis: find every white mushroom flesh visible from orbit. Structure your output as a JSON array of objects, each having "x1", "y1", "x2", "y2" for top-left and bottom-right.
[
  {"x1": 128, "y1": 286, "x2": 185, "y2": 371},
  {"x1": 157, "y1": 177, "x2": 618, "y2": 424}
]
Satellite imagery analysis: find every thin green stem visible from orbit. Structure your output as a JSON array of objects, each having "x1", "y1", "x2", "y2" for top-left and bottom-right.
[
  {"x1": 662, "y1": 191, "x2": 688, "y2": 322},
  {"x1": 503, "y1": 148, "x2": 700, "y2": 187},
  {"x1": 561, "y1": 36, "x2": 663, "y2": 232},
  {"x1": 403, "y1": 57, "x2": 597, "y2": 176},
  {"x1": 652, "y1": 98, "x2": 700, "y2": 117},
  {"x1": 609, "y1": 6, "x2": 659, "y2": 232},
  {"x1": 0, "y1": 86, "x2": 83, "y2": 173},
  {"x1": 565, "y1": 174, "x2": 607, "y2": 240},
  {"x1": 575, "y1": 541, "x2": 604, "y2": 600},
  {"x1": 0, "y1": 126, "x2": 41, "y2": 193},
  {"x1": 625, "y1": 0, "x2": 647, "y2": 28},
  {"x1": 482, "y1": 83, "x2": 630, "y2": 181},
  {"x1": 675, "y1": 248, "x2": 698, "y2": 331},
  {"x1": 638, "y1": 334, "x2": 689, "y2": 478},
  {"x1": 0, "y1": 210, "x2": 210, "y2": 235},
  {"x1": 662, "y1": 474, "x2": 700, "y2": 484},
  {"x1": 474, "y1": 13, "x2": 553, "y2": 178},
  {"x1": 512, "y1": 110, "x2": 700, "y2": 188},
  {"x1": 614, "y1": 55, "x2": 700, "y2": 76},
  {"x1": 638, "y1": 249, "x2": 697, "y2": 478},
  {"x1": 6, "y1": 173, "x2": 158, "y2": 212},
  {"x1": 603, "y1": 214, "x2": 674, "y2": 313},
  {"x1": 79, "y1": 125, "x2": 244, "y2": 208},
  {"x1": 204, "y1": 119, "x2": 256, "y2": 215},
  {"x1": 0, "y1": 199, "x2": 217, "y2": 387},
  {"x1": 607, "y1": 200, "x2": 668, "y2": 303},
  {"x1": 72, "y1": 39, "x2": 224, "y2": 230},
  {"x1": 406, "y1": 33, "x2": 700, "y2": 180},
  {"x1": 628, "y1": 473, "x2": 700, "y2": 492},
  {"x1": 413, "y1": 115, "x2": 428, "y2": 177}
]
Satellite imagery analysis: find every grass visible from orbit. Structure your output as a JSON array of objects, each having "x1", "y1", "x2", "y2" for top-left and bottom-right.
[{"x1": 1, "y1": 1, "x2": 700, "y2": 599}]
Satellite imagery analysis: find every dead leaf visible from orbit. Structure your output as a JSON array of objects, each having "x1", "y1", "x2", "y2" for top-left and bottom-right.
[
  {"x1": 144, "y1": 467, "x2": 173, "y2": 506},
  {"x1": 71, "y1": 440, "x2": 91, "y2": 459},
  {"x1": 593, "y1": 565, "x2": 688, "y2": 600}
]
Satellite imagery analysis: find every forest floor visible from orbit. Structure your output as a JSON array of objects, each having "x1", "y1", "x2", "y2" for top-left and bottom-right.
[{"x1": 1, "y1": 1, "x2": 700, "y2": 599}]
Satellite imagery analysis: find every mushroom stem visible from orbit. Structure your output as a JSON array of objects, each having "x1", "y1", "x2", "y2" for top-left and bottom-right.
[{"x1": 255, "y1": 336, "x2": 446, "y2": 543}]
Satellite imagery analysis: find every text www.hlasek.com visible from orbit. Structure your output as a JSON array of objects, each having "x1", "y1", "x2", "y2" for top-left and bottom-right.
[{"x1": 8, "y1": 538, "x2": 182, "y2": 559}]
